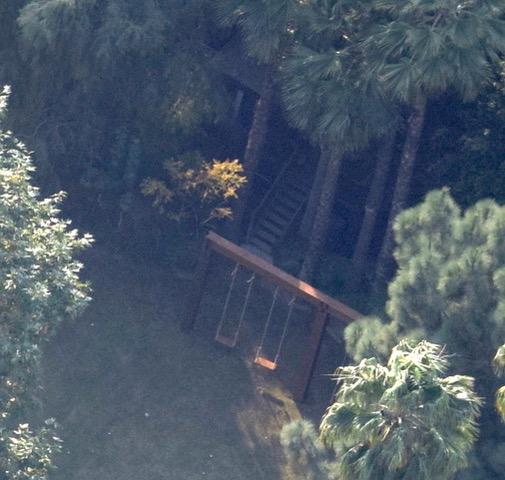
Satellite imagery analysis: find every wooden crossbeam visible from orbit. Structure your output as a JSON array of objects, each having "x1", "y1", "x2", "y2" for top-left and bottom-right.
[{"x1": 206, "y1": 232, "x2": 361, "y2": 324}]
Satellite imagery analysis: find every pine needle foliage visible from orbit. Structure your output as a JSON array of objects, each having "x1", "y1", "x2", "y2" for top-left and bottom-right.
[
  {"x1": 346, "y1": 189, "x2": 505, "y2": 376},
  {"x1": 493, "y1": 344, "x2": 505, "y2": 422},
  {"x1": 281, "y1": 420, "x2": 334, "y2": 480},
  {"x1": 321, "y1": 340, "x2": 482, "y2": 480}
]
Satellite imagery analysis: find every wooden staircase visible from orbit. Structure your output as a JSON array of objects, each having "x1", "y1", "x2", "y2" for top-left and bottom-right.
[{"x1": 246, "y1": 162, "x2": 312, "y2": 256}]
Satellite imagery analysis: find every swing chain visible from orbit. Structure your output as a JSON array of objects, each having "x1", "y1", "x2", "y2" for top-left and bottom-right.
[
  {"x1": 233, "y1": 272, "x2": 256, "y2": 344},
  {"x1": 255, "y1": 286, "x2": 279, "y2": 359},
  {"x1": 273, "y1": 294, "x2": 297, "y2": 365},
  {"x1": 215, "y1": 263, "x2": 240, "y2": 337}
]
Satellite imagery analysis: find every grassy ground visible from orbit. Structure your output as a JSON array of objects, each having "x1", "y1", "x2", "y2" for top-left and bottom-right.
[{"x1": 39, "y1": 244, "x2": 320, "y2": 480}]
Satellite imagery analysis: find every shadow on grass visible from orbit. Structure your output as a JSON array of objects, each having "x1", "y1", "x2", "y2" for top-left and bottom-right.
[{"x1": 41, "y1": 246, "x2": 286, "y2": 480}]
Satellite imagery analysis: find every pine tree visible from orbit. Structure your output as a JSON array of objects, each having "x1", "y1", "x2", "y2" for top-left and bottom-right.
[
  {"x1": 347, "y1": 189, "x2": 505, "y2": 371},
  {"x1": 345, "y1": 189, "x2": 505, "y2": 476}
]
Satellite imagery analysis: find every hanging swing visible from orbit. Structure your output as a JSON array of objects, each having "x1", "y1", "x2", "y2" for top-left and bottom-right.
[
  {"x1": 215, "y1": 263, "x2": 256, "y2": 348},
  {"x1": 254, "y1": 291, "x2": 296, "y2": 371}
]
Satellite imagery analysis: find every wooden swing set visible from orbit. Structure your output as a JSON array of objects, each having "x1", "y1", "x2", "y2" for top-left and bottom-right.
[{"x1": 182, "y1": 231, "x2": 362, "y2": 401}]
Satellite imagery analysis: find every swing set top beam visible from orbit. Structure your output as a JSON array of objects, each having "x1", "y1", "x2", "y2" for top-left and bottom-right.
[{"x1": 206, "y1": 232, "x2": 362, "y2": 324}]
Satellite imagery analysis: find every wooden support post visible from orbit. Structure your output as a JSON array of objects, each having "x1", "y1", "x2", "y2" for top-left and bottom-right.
[
  {"x1": 292, "y1": 304, "x2": 328, "y2": 402},
  {"x1": 181, "y1": 238, "x2": 212, "y2": 332}
]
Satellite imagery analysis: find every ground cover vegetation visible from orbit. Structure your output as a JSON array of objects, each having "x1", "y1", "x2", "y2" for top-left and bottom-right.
[{"x1": 1, "y1": 0, "x2": 505, "y2": 479}]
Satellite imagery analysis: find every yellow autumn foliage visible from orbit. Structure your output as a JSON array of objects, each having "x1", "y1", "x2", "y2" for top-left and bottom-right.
[{"x1": 142, "y1": 156, "x2": 246, "y2": 231}]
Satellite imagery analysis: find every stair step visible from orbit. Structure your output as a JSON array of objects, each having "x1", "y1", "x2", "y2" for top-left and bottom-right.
[
  {"x1": 246, "y1": 162, "x2": 313, "y2": 247},
  {"x1": 283, "y1": 189, "x2": 309, "y2": 203},
  {"x1": 271, "y1": 205, "x2": 297, "y2": 220},
  {"x1": 265, "y1": 210, "x2": 292, "y2": 226},
  {"x1": 257, "y1": 220, "x2": 285, "y2": 237},
  {"x1": 283, "y1": 177, "x2": 312, "y2": 194},
  {"x1": 253, "y1": 228, "x2": 279, "y2": 245},
  {"x1": 274, "y1": 194, "x2": 301, "y2": 211},
  {"x1": 249, "y1": 237, "x2": 273, "y2": 253},
  {"x1": 280, "y1": 187, "x2": 307, "y2": 201},
  {"x1": 262, "y1": 213, "x2": 290, "y2": 230}
]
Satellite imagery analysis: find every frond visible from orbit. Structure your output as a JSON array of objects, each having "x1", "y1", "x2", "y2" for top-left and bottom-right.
[
  {"x1": 320, "y1": 340, "x2": 481, "y2": 479},
  {"x1": 365, "y1": 0, "x2": 505, "y2": 101},
  {"x1": 493, "y1": 344, "x2": 505, "y2": 376},
  {"x1": 496, "y1": 386, "x2": 505, "y2": 422}
]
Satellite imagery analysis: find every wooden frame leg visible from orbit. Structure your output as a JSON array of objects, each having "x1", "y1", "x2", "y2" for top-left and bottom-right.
[
  {"x1": 181, "y1": 238, "x2": 211, "y2": 332},
  {"x1": 292, "y1": 304, "x2": 328, "y2": 402}
]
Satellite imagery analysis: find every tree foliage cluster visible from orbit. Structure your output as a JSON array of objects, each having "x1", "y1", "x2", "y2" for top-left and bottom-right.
[
  {"x1": 283, "y1": 189, "x2": 505, "y2": 479},
  {"x1": 419, "y1": 67, "x2": 505, "y2": 208},
  {"x1": 283, "y1": 340, "x2": 482, "y2": 480},
  {"x1": 346, "y1": 189, "x2": 505, "y2": 378},
  {"x1": 0, "y1": 89, "x2": 92, "y2": 479},
  {"x1": 142, "y1": 154, "x2": 246, "y2": 234},
  {"x1": 1, "y1": 0, "x2": 504, "y2": 284},
  {"x1": 2, "y1": 0, "x2": 232, "y2": 205}
]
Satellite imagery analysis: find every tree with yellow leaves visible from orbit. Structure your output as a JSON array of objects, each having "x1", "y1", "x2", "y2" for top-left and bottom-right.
[{"x1": 142, "y1": 152, "x2": 246, "y2": 236}]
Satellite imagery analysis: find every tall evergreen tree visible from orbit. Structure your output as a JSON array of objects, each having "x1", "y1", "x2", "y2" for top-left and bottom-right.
[
  {"x1": 367, "y1": 0, "x2": 505, "y2": 292},
  {"x1": 345, "y1": 189, "x2": 505, "y2": 476}
]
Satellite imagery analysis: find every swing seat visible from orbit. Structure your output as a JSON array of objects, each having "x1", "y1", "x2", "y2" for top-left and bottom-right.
[
  {"x1": 254, "y1": 356, "x2": 277, "y2": 370},
  {"x1": 215, "y1": 334, "x2": 237, "y2": 348}
]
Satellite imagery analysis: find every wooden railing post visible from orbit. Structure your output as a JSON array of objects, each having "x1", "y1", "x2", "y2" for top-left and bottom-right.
[
  {"x1": 181, "y1": 237, "x2": 212, "y2": 332},
  {"x1": 292, "y1": 303, "x2": 328, "y2": 402}
]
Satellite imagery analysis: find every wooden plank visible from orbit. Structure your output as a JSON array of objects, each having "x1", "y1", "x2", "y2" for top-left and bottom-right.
[
  {"x1": 215, "y1": 334, "x2": 237, "y2": 348},
  {"x1": 292, "y1": 305, "x2": 328, "y2": 402},
  {"x1": 206, "y1": 232, "x2": 362, "y2": 323},
  {"x1": 254, "y1": 356, "x2": 278, "y2": 371}
]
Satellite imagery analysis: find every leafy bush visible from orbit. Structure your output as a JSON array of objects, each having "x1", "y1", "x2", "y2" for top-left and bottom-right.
[
  {"x1": 142, "y1": 152, "x2": 246, "y2": 235},
  {"x1": 2, "y1": 420, "x2": 62, "y2": 480},
  {"x1": 0, "y1": 87, "x2": 92, "y2": 478}
]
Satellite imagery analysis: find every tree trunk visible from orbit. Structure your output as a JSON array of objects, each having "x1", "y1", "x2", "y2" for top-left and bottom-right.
[
  {"x1": 348, "y1": 134, "x2": 395, "y2": 291},
  {"x1": 373, "y1": 94, "x2": 428, "y2": 295},
  {"x1": 299, "y1": 145, "x2": 344, "y2": 283},
  {"x1": 232, "y1": 67, "x2": 275, "y2": 239},
  {"x1": 300, "y1": 148, "x2": 330, "y2": 238}
]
